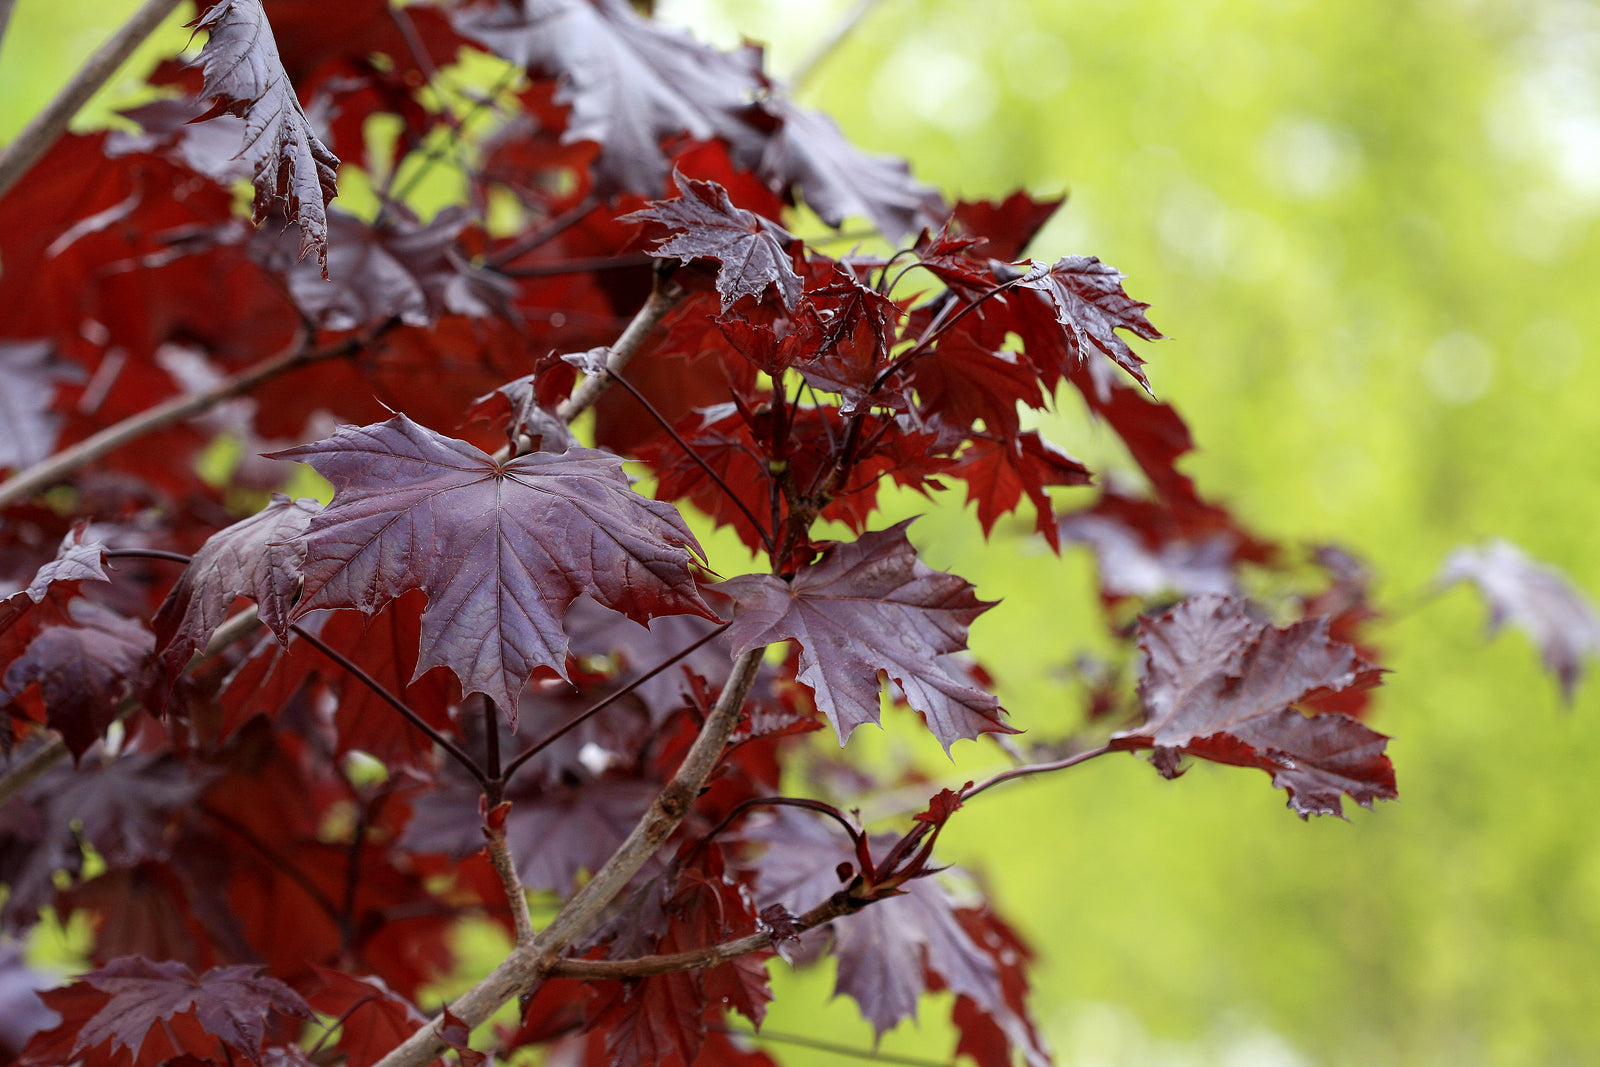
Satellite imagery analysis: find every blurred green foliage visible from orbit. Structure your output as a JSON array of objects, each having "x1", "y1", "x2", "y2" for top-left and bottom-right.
[
  {"x1": 668, "y1": 0, "x2": 1600, "y2": 1063},
  {"x1": 6, "y1": 0, "x2": 1600, "y2": 1063}
]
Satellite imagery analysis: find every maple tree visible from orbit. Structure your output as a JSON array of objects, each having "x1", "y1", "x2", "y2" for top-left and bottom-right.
[{"x1": 1, "y1": 2, "x2": 1597, "y2": 1066}]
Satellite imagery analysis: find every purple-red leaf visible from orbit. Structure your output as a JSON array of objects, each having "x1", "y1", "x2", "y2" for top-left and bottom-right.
[
  {"x1": 1114, "y1": 594, "x2": 1393, "y2": 818},
  {"x1": 0, "y1": 341, "x2": 83, "y2": 471},
  {"x1": 255, "y1": 206, "x2": 512, "y2": 331},
  {"x1": 21, "y1": 958, "x2": 309, "y2": 1067},
  {"x1": 625, "y1": 174, "x2": 801, "y2": 311},
  {"x1": 192, "y1": 0, "x2": 340, "y2": 272},
  {"x1": 1017, "y1": 256, "x2": 1163, "y2": 391},
  {"x1": 1439, "y1": 539, "x2": 1600, "y2": 701},
  {"x1": 719, "y1": 522, "x2": 1013, "y2": 751},
  {"x1": 152, "y1": 494, "x2": 321, "y2": 683},
  {"x1": 758, "y1": 99, "x2": 947, "y2": 243},
  {"x1": 270, "y1": 415, "x2": 715, "y2": 716},
  {"x1": 453, "y1": 0, "x2": 767, "y2": 196}
]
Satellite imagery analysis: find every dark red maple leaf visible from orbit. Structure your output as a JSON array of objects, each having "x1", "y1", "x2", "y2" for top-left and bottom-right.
[
  {"x1": 909, "y1": 329, "x2": 1049, "y2": 444},
  {"x1": 191, "y1": 0, "x2": 341, "y2": 271},
  {"x1": 1438, "y1": 539, "x2": 1600, "y2": 702},
  {"x1": 253, "y1": 206, "x2": 514, "y2": 331},
  {"x1": 1016, "y1": 256, "x2": 1163, "y2": 391},
  {"x1": 453, "y1": 0, "x2": 768, "y2": 196},
  {"x1": 21, "y1": 958, "x2": 309, "y2": 1067},
  {"x1": 302, "y1": 969, "x2": 424, "y2": 1067},
  {"x1": 0, "y1": 341, "x2": 83, "y2": 471},
  {"x1": 719, "y1": 522, "x2": 1014, "y2": 751},
  {"x1": 952, "y1": 191, "x2": 1066, "y2": 262},
  {"x1": 0, "y1": 755, "x2": 204, "y2": 933},
  {"x1": 625, "y1": 174, "x2": 801, "y2": 311},
  {"x1": 2, "y1": 599, "x2": 152, "y2": 757},
  {"x1": 950, "y1": 432, "x2": 1092, "y2": 549},
  {"x1": 271, "y1": 415, "x2": 716, "y2": 716},
  {"x1": 151, "y1": 495, "x2": 321, "y2": 682},
  {"x1": 739, "y1": 808, "x2": 1045, "y2": 1065},
  {"x1": 757, "y1": 98, "x2": 947, "y2": 243},
  {"x1": 1113, "y1": 594, "x2": 1394, "y2": 818}
]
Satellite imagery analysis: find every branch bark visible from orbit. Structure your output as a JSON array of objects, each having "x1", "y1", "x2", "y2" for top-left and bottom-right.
[
  {"x1": 370, "y1": 645, "x2": 766, "y2": 1067},
  {"x1": 0, "y1": 331, "x2": 373, "y2": 509},
  {"x1": 0, "y1": 0, "x2": 184, "y2": 202}
]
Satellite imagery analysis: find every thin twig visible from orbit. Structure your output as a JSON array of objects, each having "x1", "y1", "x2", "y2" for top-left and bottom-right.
[
  {"x1": 485, "y1": 821, "x2": 535, "y2": 946},
  {"x1": 486, "y1": 194, "x2": 602, "y2": 270},
  {"x1": 291, "y1": 623, "x2": 489, "y2": 791},
  {"x1": 0, "y1": 0, "x2": 184, "y2": 202},
  {"x1": 606, "y1": 365, "x2": 775, "y2": 553},
  {"x1": 369, "y1": 644, "x2": 766, "y2": 1067},
  {"x1": 0, "y1": 331, "x2": 374, "y2": 509},
  {"x1": 554, "y1": 265, "x2": 685, "y2": 424},
  {"x1": 961, "y1": 743, "x2": 1114, "y2": 802},
  {"x1": 501, "y1": 621, "x2": 732, "y2": 781},
  {"x1": 547, "y1": 890, "x2": 854, "y2": 979}
]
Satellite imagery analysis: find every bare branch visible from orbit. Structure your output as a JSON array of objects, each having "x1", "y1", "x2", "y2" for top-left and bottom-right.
[
  {"x1": 961, "y1": 743, "x2": 1114, "y2": 802},
  {"x1": 369, "y1": 644, "x2": 767, "y2": 1067},
  {"x1": 0, "y1": 330, "x2": 377, "y2": 509},
  {"x1": 548, "y1": 891, "x2": 855, "y2": 979},
  {"x1": 554, "y1": 265, "x2": 685, "y2": 424},
  {"x1": 0, "y1": 0, "x2": 184, "y2": 202},
  {"x1": 484, "y1": 819, "x2": 535, "y2": 947}
]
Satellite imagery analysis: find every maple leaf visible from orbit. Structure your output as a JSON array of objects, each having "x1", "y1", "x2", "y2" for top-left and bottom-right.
[
  {"x1": 1016, "y1": 256, "x2": 1163, "y2": 390},
  {"x1": 271, "y1": 415, "x2": 716, "y2": 716},
  {"x1": 2, "y1": 599, "x2": 152, "y2": 758},
  {"x1": 719, "y1": 522, "x2": 1014, "y2": 751},
  {"x1": 625, "y1": 174, "x2": 801, "y2": 311},
  {"x1": 21, "y1": 958, "x2": 309, "y2": 1067},
  {"x1": 757, "y1": 98, "x2": 947, "y2": 243},
  {"x1": 303, "y1": 970, "x2": 425, "y2": 1067},
  {"x1": 739, "y1": 809, "x2": 1045, "y2": 1064},
  {"x1": 0, "y1": 341, "x2": 83, "y2": 471},
  {"x1": 453, "y1": 0, "x2": 768, "y2": 196},
  {"x1": 151, "y1": 495, "x2": 321, "y2": 685},
  {"x1": 949, "y1": 432, "x2": 1092, "y2": 549},
  {"x1": 253, "y1": 206, "x2": 514, "y2": 331},
  {"x1": 191, "y1": 0, "x2": 341, "y2": 272},
  {"x1": 1438, "y1": 539, "x2": 1600, "y2": 701},
  {"x1": 1113, "y1": 594, "x2": 1394, "y2": 818},
  {"x1": 952, "y1": 191, "x2": 1066, "y2": 262}
]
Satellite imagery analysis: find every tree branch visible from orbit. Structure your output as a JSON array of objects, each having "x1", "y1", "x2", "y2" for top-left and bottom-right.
[
  {"x1": 553, "y1": 264, "x2": 684, "y2": 424},
  {"x1": 961, "y1": 743, "x2": 1113, "y2": 802},
  {"x1": 0, "y1": 0, "x2": 183, "y2": 202},
  {"x1": 547, "y1": 890, "x2": 855, "y2": 979},
  {"x1": 370, "y1": 644, "x2": 766, "y2": 1067},
  {"x1": 484, "y1": 818, "x2": 535, "y2": 947},
  {"x1": 0, "y1": 330, "x2": 377, "y2": 509}
]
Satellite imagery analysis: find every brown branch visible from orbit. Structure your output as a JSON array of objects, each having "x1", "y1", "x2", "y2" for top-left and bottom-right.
[
  {"x1": 0, "y1": 330, "x2": 374, "y2": 509},
  {"x1": 547, "y1": 891, "x2": 855, "y2": 979},
  {"x1": 485, "y1": 821, "x2": 535, "y2": 946},
  {"x1": 0, "y1": 0, "x2": 184, "y2": 202},
  {"x1": 961, "y1": 743, "x2": 1114, "y2": 802},
  {"x1": 369, "y1": 644, "x2": 766, "y2": 1067},
  {"x1": 553, "y1": 265, "x2": 684, "y2": 424}
]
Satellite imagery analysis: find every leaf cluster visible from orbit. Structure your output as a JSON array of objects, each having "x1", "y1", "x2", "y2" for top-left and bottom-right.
[{"x1": 2, "y1": 3, "x2": 1596, "y2": 1067}]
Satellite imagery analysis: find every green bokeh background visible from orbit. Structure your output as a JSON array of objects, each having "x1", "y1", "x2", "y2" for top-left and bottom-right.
[{"x1": 6, "y1": 1, "x2": 1600, "y2": 1063}]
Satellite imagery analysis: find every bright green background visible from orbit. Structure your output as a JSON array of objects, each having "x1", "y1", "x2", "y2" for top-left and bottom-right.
[{"x1": 6, "y1": 1, "x2": 1600, "y2": 1064}]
